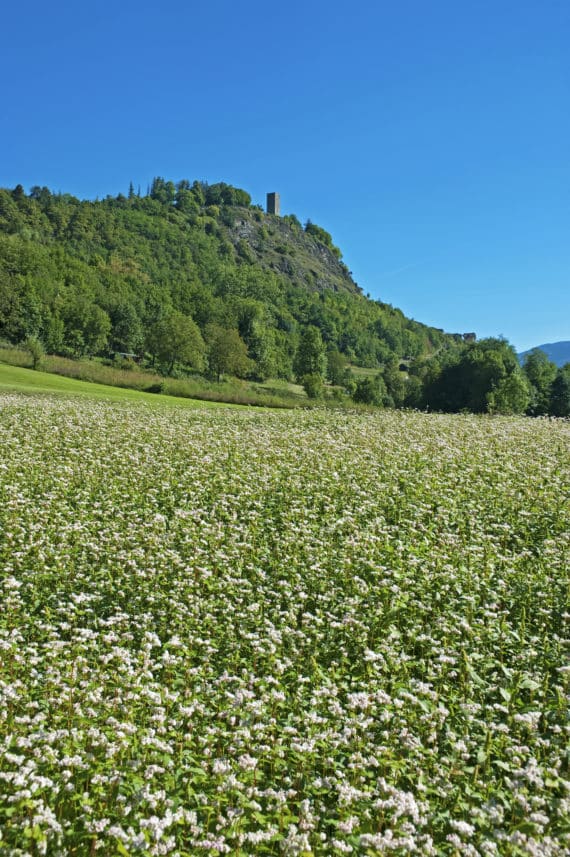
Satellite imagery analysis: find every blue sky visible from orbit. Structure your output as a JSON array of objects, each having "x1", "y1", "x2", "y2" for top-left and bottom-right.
[{"x1": 1, "y1": 0, "x2": 568, "y2": 351}]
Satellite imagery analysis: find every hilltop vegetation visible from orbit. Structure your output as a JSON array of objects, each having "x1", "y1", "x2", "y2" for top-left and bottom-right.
[
  {"x1": 0, "y1": 180, "x2": 447, "y2": 379},
  {"x1": 1, "y1": 178, "x2": 568, "y2": 413}
]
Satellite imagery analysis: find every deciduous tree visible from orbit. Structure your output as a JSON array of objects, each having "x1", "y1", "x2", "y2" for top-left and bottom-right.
[
  {"x1": 522, "y1": 349, "x2": 557, "y2": 415},
  {"x1": 147, "y1": 311, "x2": 205, "y2": 375},
  {"x1": 550, "y1": 366, "x2": 570, "y2": 417},
  {"x1": 206, "y1": 325, "x2": 251, "y2": 382},
  {"x1": 294, "y1": 325, "x2": 327, "y2": 381}
]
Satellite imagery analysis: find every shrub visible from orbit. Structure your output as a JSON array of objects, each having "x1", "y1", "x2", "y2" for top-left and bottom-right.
[
  {"x1": 302, "y1": 373, "x2": 324, "y2": 399},
  {"x1": 24, "y1": 335, "x2": 45, "y2": 370},
  {"x1": 352, "y1": 375, "x2": 387, "y2": 406}
]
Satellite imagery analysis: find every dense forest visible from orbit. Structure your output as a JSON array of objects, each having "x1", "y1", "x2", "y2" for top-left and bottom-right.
[{"x1": 0, "y1": 179, "x2": 568, "y2": 413}]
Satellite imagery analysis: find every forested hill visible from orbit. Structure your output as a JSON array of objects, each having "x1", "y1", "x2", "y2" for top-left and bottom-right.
[{"x1": 0, "y1": 178, "x2": 456, "y2": 380}]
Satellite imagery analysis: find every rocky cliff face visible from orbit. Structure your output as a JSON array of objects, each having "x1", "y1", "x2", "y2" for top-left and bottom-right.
[{"x1": 223, "y1": 208, "x2": 361, "y2": 296}]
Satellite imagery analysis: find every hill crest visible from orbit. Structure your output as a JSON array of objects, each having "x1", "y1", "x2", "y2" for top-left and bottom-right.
[{"x1": 519, "y1": 341, "x2": 570, "y2": 368}]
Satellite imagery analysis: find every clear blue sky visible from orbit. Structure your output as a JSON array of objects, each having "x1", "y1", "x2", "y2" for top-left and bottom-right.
[{"x1": 1, "y1": 0, "x2": 568, "y2": 351}]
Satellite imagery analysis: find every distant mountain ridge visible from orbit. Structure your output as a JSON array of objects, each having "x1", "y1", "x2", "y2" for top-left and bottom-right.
[{"x1": 519, "y1": 341, "x2": 570, "y2": 368}]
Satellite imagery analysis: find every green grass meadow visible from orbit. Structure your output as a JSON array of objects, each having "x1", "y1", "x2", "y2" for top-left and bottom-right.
[{"x1": 0, "y1": 362, "x2": 229, "y2": 408}]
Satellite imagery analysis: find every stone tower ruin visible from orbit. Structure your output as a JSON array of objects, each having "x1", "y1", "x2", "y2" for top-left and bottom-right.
[{"x1": 266, "y1": 192, "x2": 280, "y2": 215}]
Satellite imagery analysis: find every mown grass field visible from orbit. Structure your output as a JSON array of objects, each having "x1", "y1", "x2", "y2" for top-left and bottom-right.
[
  {"x1": 0, "y1": 363, "x2": 229, "y2": 409},
  {"x1": 0, "y1": 395, "x2": 568, "y2": 855}
]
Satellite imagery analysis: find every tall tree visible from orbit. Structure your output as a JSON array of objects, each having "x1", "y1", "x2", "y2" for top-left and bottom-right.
[
  {"x1": 487, "y1": 372, "x2": 531, "y2": 415},
  {"x1": 109, "y1": 302, "x2": 144, "y2": 355},
  {"x1": 381, "y1": 357, "x2": 407, "y2": 408},
  {"x1": 326, "y1": 348, "x2": 347, "y2": 386},
  {"x1": 61, "y1": 299, "x2": 111, "y2": 357},
  {"x1": 550, "y1": 366, "x2": 570, "y2": 417},
  {"x1": 522, "y1": 349, "x2": 557, "y2": 415},
  {"x1": 206, "y1": 325, "x2": 251, "y2": 382},
  {"x1": 294, "y1": 325, "x2": 327, "y2": 381},
  {"x1": 147, "y1": 311, "x2": 205, "y2": 374}
]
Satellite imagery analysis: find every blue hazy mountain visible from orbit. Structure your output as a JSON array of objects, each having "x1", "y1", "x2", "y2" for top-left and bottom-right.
[{"x1": 519, "y1": 341, "x2": 570, "y2": 367}]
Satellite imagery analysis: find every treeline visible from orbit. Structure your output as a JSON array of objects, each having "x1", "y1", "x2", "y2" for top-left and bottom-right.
[
  {"x1": 0, "y1": 180, "x2": 450, "y2": 383},
  {"x1": 302, "y1": 334, "x2": 569, "y2": 415},
  {"x1": 409, "y1": 338, "x2": 570, "y2": 416}
]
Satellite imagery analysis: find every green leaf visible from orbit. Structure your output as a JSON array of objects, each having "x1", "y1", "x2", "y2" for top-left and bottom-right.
[{"x1": 519, "y1": 677, "x2": 540, "y2": 691}]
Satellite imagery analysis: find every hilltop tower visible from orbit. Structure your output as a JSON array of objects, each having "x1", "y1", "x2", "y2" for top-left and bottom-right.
[{"x1": 266, "y1": 192, "x2": 280, "y2": 215}]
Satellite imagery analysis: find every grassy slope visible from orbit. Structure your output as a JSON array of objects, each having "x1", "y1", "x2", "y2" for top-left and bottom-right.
[
  {"x1": 0, "y1": 363, "x2": 229, "y2": 408},
  {"x1": 0, "y1": 348, "x2": 306, "y2": 408}
]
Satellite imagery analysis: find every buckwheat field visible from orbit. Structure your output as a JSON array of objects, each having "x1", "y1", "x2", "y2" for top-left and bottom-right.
[{"x1": 0, "y1": 395, "x2": 569, "y2": 856}]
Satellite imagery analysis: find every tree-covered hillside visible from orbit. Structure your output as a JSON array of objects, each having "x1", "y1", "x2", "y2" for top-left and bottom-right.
[
  {"x1": 2, "y1": 178, "x2": 567, "y2": 414},
  {"x1": 0, "y1": 179, "x2": 453, "y2": 383}
]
